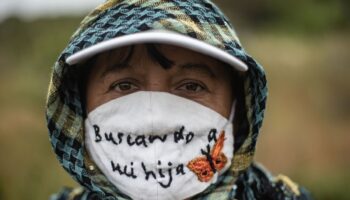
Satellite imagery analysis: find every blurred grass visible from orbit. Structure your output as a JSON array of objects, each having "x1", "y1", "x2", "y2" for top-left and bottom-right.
[
  {"x1": 0, "y1": 17, "x2": 80, "y2": 200},
  {"x1": 214, "y1": 0, "x2": 350, "y2": 34},
  {"x1": 0, "y1": 7, "x2": 349, "y2": 200},
  {"x1": 244, "y1": 33, "x2": 350, "y2": 200}
]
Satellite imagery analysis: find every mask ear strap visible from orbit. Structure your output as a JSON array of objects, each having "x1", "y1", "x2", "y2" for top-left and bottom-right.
[{"x1": 228, "y1": 100, "x2": 237, "y2": 122}]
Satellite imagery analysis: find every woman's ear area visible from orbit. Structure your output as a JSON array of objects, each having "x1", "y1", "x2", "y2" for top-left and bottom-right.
[
  {"x1": 76, "y1": 58, "x2": 96, "y2": 119},
  {"x1": 231, "y1": 70, "x2": 248, "y2": 145}
]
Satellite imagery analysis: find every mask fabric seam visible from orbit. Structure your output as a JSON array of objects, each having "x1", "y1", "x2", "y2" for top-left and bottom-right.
[{"x1": 149, "y1": 92, "x2": 159, "y2": 200}]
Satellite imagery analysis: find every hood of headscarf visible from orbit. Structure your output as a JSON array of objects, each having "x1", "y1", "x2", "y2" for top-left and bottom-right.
[{"x1": 46, "y1": 0, "x2": 267, "y2": 199}]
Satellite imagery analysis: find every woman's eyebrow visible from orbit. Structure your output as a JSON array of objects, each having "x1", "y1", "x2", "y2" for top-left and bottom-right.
[
  {"x1": 100, "y1": 63, "x2": 131, "y2": 78},
  {"x1": 179, "y1": 63, "x2": 216, "y2": 78},
  {"x1": 100, "y1": 46, "x2": 135, "y2": 78}
]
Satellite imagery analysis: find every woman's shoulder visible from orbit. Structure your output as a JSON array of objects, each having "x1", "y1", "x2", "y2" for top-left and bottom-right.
[{"x1": 234, "y1": 162, "x2": 313, "y2": 200}]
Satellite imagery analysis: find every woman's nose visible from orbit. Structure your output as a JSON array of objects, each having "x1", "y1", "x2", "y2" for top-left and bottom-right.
[{"x1": 144, "y1": 80, "x2": 170, "y2": 92}]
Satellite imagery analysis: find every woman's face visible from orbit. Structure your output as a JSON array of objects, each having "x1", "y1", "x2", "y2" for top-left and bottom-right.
[{"x1": 86, "y1": 44, "x2": 235, "y2": 118}]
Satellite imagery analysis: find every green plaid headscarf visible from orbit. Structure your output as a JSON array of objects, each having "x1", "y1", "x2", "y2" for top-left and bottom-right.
[{"x1": 46, "y1": 0, "x2": 269, "y2": 199}]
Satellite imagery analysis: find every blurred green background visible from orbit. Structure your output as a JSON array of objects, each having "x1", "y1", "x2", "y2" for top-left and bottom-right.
[{"x1": 0, "y1": 0, "x2": 349, "y2": 199}]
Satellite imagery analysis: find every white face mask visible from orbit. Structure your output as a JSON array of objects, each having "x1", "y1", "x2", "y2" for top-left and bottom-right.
[{"x1": 85, "y1": 91, "x2": 234, "y2": 200}]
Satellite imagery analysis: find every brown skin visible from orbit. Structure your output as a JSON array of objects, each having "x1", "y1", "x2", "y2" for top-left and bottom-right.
[{"x1": 86, "y1": 44, "x2": 234, "y2": 118}]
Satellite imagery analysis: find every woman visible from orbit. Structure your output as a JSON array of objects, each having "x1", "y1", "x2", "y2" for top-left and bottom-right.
[{"x1": 47, "y1": 0, "x2": 312, "y2": 199}]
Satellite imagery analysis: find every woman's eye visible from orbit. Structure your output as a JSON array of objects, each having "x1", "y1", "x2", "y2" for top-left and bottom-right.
[
  {"x1": 111, "y1": 81, "x2": 138, "y2": 92},
  {"x1": 177, "y1": 82, "x2": 205, "y2": 92}
]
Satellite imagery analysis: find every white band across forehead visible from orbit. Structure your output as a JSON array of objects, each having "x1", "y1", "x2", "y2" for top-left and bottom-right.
[{"x1": 66, "y1": 29, "x2": 248, "y2": 72}]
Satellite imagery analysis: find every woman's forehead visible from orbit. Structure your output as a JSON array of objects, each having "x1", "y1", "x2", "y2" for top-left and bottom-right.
[
  {"x1": 89, "y1": 44, "x2": 232, "y2": 77},
  {"x1": 92, "y1": 44, "x2": 231, "y2": 74}
]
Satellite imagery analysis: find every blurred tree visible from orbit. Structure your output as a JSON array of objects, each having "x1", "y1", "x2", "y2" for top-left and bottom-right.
[{"x1": 213, "y1": 0, "x2": 349, "y2": 33}]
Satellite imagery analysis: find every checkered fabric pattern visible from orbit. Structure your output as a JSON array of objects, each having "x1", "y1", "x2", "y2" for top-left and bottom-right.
[{"x1": 46, "y1": 0, "x2": 270, "y2": 199}]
